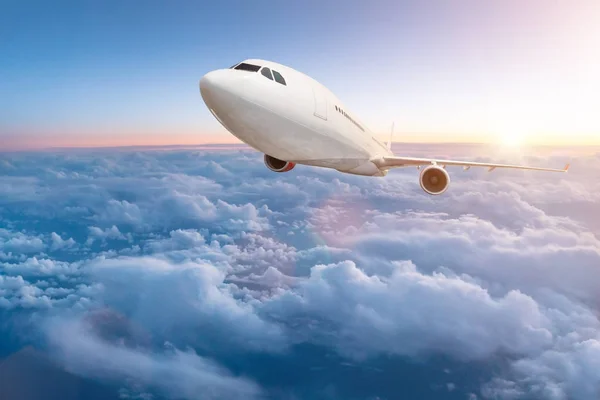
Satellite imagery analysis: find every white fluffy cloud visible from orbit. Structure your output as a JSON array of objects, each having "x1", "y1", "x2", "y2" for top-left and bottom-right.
[
  {"x1": 85, "y1": 255, "x2": 288, "y2": 353},
  {"x1": 45, "y1": 317, "x2": 261, "y2": 400},
  {"x1": 0, "y1": 229, "x2": 45, "y2": 254},
  {"x1": 86, "y1": 225, "x2": 129, "y2": 245},
  {"x1": 263, "y1": 260, "x2": 555, "y2": 360},
  {"x1": 50, "y1": 232, "x2": 76, "y2": 251}
]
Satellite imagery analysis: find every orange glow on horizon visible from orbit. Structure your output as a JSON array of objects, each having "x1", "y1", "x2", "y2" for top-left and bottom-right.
[
  {"x1": 379, "y1": 131, "x2": 600, "y2": 147},
  {"x1": 1, "y1": 131, "x2": 242, "y2": 151},
  {"x1": 2, "y1": 129, "x2": 598, "y2": 151}
]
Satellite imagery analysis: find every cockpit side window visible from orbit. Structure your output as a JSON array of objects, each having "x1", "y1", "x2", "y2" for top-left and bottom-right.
[
  {"x1": 272, "y1": 70, "x2": 286, "y2": 86},
  {"x1": 261, "y1": 67, "x2": 274, "y2": 80},
  {"x1": 234, "y1": 63, "x2": 261, "y2": 72},
  {"x1": 229, "y1": 63, "x2": 240, "y2": 69}
]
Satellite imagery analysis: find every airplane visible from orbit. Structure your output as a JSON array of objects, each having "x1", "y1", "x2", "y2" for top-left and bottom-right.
[{"x1": 199, "y1": 59, "x2": 569, "y2": 195}]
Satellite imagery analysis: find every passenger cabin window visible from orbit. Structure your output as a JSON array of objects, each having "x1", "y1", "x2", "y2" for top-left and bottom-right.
[
  {"x1": 272, "y1": 70, "x2": 286, "y2": 85},
  {"x1": 234, "y1": 63, "x2": 261, "y2": 72},
  {"x1": 261, "y1": 67, "x2": 274, "y2": 80}
]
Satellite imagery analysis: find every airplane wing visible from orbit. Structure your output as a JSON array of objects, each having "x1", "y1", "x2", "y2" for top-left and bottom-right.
[{"x1": 372, "y1": 156, "x2": 570, "y2": 173}]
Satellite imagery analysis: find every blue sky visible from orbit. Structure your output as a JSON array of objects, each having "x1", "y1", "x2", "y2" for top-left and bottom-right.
[{"x1": 1, "y1": 0, "x2": 599, "y2": 149}]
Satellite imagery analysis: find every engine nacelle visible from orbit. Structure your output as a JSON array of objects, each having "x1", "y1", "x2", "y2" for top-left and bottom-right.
[
  {"x1": 264, "y1": 154, "x2": 295, "y2": 173},
  {"x1": 419, "y1": 165, "x2": 450, "y2": 195}
]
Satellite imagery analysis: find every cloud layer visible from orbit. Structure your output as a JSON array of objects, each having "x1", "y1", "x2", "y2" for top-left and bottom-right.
[{"x1": 0, "y1": 145, "x2": 598, "y2": 399}]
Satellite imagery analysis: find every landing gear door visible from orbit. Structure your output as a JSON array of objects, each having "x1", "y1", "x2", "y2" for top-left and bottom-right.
[{"x1": 312, "y1": 86, "x2": 328, "y2": 120}]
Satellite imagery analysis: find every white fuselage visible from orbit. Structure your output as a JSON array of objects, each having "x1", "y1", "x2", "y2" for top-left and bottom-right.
[{"x1": 199, "y1": 59, "x2": 393, "y2": 176}]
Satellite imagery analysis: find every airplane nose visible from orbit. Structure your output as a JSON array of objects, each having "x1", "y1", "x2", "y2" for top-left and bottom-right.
[
  {"x1": 199, "y1": 69, "x2": 230, "y2": 102},
  {"x1": 200, "y1": 69, "x2": 241, "y2": 112},
  {"x1": 199, "y1": 71, "x2": 216, "y2": 101},
  {"x1": 200, "y1": 69, "x2": 240, "y2": 130}
]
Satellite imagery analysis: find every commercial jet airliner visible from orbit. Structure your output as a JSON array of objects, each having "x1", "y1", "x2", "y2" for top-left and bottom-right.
[{"x1": 199, "y1": 59, "x2": 569, "y2": 195}]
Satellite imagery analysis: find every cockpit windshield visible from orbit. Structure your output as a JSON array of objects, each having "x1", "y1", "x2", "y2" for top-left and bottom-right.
[
  {"x1": 259, "y1": 67, "x2": 287, "y2": 86},
  {"x1": 233, "y1": 63, "x2": 261, "y2": 72},
  {"x1": 230, "y1": 62, "x2": 287, "y2": 86},
  {"x1": 261, "y1": 67, "x2": 274, "y2": 80}
]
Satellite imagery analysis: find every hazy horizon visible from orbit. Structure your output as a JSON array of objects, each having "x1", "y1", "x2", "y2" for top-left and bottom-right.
[{"x1": 3, "y1": 141, "x2": 599, "y2": 159}]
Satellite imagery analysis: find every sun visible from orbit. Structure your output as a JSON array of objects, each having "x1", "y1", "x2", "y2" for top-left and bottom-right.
[
  {"x1": 500, "y1": 131, "x2": 524, "y2": 147},
  {"x1": 490, "y1": 123, "x2": 530, "y2": 148}
]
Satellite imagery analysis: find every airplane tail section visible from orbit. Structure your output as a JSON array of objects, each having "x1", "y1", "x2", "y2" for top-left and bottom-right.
[{"x1": 387, "y1": 122, "x2": 394, "y2": 151}]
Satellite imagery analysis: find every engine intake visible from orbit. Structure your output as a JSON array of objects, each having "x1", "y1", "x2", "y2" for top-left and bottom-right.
[
  {"x1": 264, "y1": 154, "x2": 295, "y2": 172},
  {"x1": 419, "y1": 165, "x2": 450, "y2": 195}
]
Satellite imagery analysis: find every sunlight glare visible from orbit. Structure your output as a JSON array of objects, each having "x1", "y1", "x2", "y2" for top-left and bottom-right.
[{"x1": 492, "y1": 124, "x2": 529, "y2": 148}]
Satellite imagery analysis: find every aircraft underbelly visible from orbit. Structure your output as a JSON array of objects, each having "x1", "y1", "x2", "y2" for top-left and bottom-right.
[{"x1": 227, "y1": 96, "x2": 370, "y2": 170}]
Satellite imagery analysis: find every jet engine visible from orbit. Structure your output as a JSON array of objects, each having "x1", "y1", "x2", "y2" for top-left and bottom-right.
[
  {"x1": 419, "y1": 165, "x2": 450, "y2": 195},
  {"x1": 264, "y1": 154, "x2": 295, "y2": 172}
]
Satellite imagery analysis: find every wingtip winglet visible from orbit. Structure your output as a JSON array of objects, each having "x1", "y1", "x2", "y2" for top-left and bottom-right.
[{"x1": 564, "y1": 163, "x2": 570, "y2": 172}]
